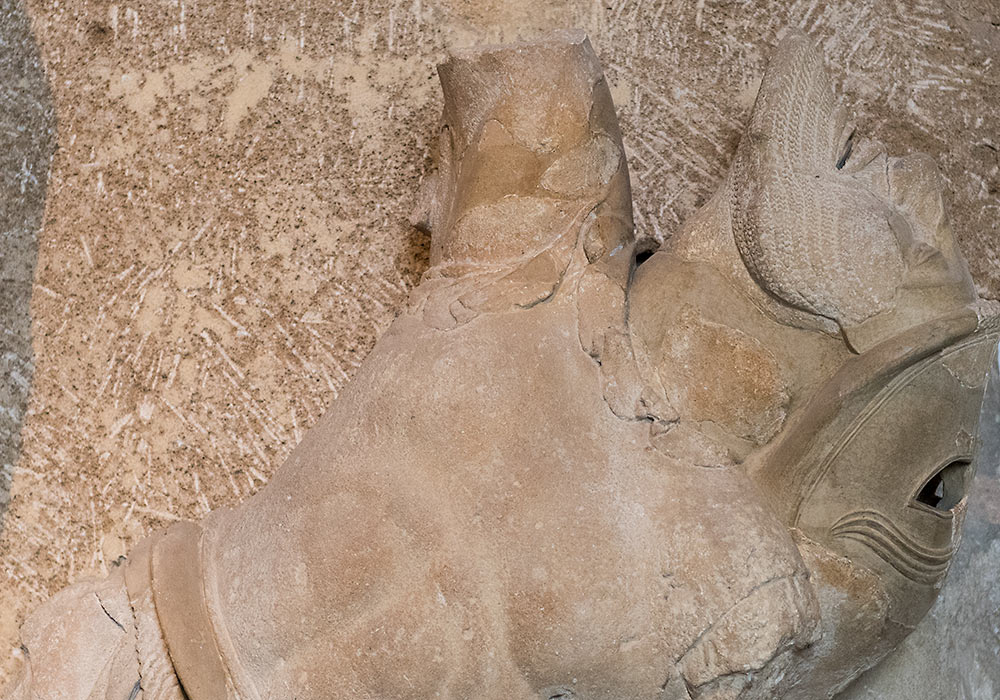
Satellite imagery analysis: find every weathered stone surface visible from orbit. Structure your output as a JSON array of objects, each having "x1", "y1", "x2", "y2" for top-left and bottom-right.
[
  {"x1": 3, "y1": 27, "x2": 998, "y2": 699},
  {"x1": 839, "y1": 353, "x2": 1000, "y2": 699},
  {"x1": 1, "y1": 0, "x2": 998, "y2": 694}
]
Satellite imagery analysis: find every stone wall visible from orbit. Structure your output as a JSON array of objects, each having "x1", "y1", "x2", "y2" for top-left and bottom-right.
[{"x1": 1, "y1": 0, "x2": 998, "y2": 693}]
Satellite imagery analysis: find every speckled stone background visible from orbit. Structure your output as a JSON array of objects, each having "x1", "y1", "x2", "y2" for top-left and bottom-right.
[{"x1": 1, "y1": 0, "x2": 998, "y2": 695}]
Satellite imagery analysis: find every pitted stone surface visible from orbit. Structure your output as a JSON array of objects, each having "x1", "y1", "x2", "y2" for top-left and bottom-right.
[{"x1": 1, "y1": 1, "x2": 998, "y2": 694}]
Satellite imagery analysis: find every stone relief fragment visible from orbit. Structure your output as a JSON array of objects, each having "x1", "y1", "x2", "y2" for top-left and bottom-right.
[{"x1": 5, "y1": 29, "x2": 998, "y2": 700}]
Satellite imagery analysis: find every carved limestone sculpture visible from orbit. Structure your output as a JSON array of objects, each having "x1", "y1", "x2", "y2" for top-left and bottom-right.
[{"x1": 5, "y1": 29, "x2": 998, "y2": 700}]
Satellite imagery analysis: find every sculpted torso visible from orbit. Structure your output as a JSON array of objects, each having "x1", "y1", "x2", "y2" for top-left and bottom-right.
[
  {"x1": 7, "y1": 30, "x2": 998, "y2": 700},
  {"x1": 209, "y1": 291, "x2": 815, "y2": 698}
]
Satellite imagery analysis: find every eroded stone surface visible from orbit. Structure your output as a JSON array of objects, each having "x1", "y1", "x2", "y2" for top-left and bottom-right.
[
  {"x1": 839, "y1": 352, "x2": 1000, "y2": 699},
  {"x1": 3, "y1": 29, "x2": 997, "y2": 700},
  {"x1": 2, "y1": 1, "x2": 999, "y2": 694}
]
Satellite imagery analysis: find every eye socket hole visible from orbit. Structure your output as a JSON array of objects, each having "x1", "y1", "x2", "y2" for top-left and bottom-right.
[{"x1": 914, "y1": 459, "x2": 971, "y2": 511}]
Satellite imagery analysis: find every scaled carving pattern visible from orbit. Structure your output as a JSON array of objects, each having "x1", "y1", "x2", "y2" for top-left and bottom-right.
[{"x1": 4, "y1": 30, "x2": 998, "y2": 700}]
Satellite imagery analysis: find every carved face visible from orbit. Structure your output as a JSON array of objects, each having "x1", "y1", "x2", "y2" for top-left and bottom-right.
[
  {"x1": 791, "y1": 324, "x2": 998, "y2": 624},
  {"x1": 629, "y1": 29, "x2": 1000, "y2": 697},
  {"x1": 406, "y1": 29, "x2": 1000, "y2": 697}
]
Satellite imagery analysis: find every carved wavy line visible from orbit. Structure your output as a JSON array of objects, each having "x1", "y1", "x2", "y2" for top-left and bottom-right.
[
  {"x1": 833, "y1": 530, "x2": 949, "y2": 579},
  {"x1": 831, "y1": 510, "x2": 953, "y2": 564},
  {"x1": 831, "y1": 511, "x2": 952, "y2": 584}
]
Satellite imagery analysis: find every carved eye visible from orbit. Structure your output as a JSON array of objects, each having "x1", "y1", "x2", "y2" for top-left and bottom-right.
[{"x1": 913, "y1": 458, "x2": 972, "y2": 512}]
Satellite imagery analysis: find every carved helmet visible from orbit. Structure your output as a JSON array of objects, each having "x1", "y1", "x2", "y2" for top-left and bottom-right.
[{"x1": 727, "y1": 32, "x2": 1000, "y2": 628}]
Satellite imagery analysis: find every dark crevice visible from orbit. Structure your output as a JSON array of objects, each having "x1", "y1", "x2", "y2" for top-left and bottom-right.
[
  {"x1": 916, "y1": 473, "x2": 946, "y2": 508},
  {"x1": 836, "y1": 129, "x2": 856, "y2": 169},
  {"x1": 546, "y1": 689, "x2": 575, "y2": 699},
  {"x1": 914, "y1": 459, "x2": 971, "y2": 511},
  {"x1": 95, "y1": 593, "x2": 126, "y2": 632}
]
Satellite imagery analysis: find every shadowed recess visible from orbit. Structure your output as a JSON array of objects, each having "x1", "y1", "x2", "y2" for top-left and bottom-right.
[{"x1": 0, "y1": 0, "x2": 55, "y2": 529}]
